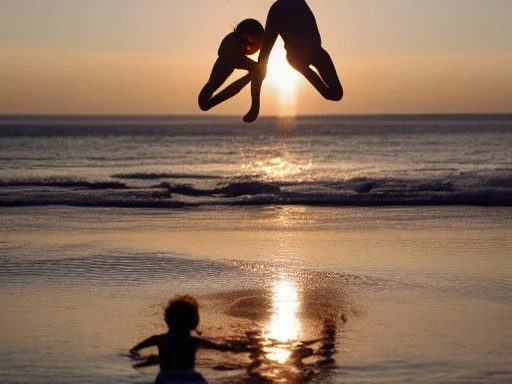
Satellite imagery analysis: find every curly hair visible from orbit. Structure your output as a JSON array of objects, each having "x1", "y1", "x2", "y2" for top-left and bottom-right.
[
  {"x1": 234, "y1": 19, "x2": 264, "y2": 38},
  {"x1": 164, "y1": 295, "x2": 200, "y2": 332}
]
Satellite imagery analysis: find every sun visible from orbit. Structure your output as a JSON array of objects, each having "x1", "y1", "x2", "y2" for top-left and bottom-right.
[{"x1": 266, "y1": 39, "x2": 300, "y2": 104}]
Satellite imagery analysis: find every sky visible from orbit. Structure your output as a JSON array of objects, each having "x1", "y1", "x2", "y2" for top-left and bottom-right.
[{"x1": 1, "y1": 0, "x2": 511, "y2": 115}]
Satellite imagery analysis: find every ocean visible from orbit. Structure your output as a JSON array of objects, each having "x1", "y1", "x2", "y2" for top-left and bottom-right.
[
  {"x1": 0, "y1": 115, "x2": 511, "y2": 383},
  {"x1": 0, "y1": 114, "x2": 511, "y2": 207}
]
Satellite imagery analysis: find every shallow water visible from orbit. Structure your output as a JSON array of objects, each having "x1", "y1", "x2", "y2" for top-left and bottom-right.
[{"x1": 1, "y1": 206, "x2": 511, "y2": 383}]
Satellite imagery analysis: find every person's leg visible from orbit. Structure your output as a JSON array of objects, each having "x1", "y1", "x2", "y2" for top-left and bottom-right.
[
  {"x1": 310, "y1": 48, "x2": 343, "y2": 101},
  {"x1": 199, "y1": 56, "x2": 257, "y2": 111},
  {"x1": 198, "y1": 57, "x2": 235, "y2": 111},
  {"x1": 207, "y1": 73, "x2": 252, "y2": 110},
  {"x1": 287, "y1": 49, "x2": 343, "y2": 101}
]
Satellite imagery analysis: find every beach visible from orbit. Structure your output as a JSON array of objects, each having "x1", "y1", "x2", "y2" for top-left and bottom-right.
[
  {"x1": 1, "y1": 205, "x2": 511, "y2": 383},
  {"x1": 1, "y1": 115, "x2": 511, "y2": 383}
]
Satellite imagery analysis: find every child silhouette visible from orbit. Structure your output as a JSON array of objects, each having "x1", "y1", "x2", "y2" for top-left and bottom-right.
[
  {"x1": 198, "y1": 19, "x2": 264, "y2": 112},
  {"x1": 129, "y1": 295, "x2": 242, "y2": 384},
  {"x1": 244, "y1": 0, "x2": 343, "y2": 123}
]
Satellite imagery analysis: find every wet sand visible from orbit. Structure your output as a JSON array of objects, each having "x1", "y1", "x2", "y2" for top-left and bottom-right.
[{"x1": 1, "y1": 206, "x2": 511, "y2": 383}]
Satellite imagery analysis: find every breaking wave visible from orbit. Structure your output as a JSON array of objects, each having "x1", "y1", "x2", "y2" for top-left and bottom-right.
[
  {"x1": 112, "y1": 172, "x2": 223, "y2": 180},
  {"x1": 0, "y1": 177, "x2": 127, "y2": 189},
  {"x1": 0, "y1": 171, "x2": 510, "y2": 207}
]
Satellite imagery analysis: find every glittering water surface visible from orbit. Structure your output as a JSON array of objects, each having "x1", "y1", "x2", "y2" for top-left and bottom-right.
[
  {"x1": 1, "y1": 115, "x2": 511, "y2": 207},
  {"x1": 1, "y1": 206, "x2": 511, "y2": 384}
]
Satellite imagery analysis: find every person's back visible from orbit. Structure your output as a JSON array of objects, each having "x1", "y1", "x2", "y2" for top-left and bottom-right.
[
  {"x1": 273, "y1": 0, "x2": 321, "y2": 54},
  {"x1": 217, "y1": 32, "x2": 246, "y2": 59},
  {"x1": 129, "y1": 295, "x2": 246, "y2": 384},
  {"x1": 157, "y1": 332, "x2": 200, "y2": 371},
  {"x1": 129, "y1": 296, "x2": 208, "y2": 383}
]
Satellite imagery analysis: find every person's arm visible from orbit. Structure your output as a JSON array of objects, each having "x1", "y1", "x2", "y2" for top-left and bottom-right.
[
  {"x1": 129, "y1": 335, "x2": 159, "y2": 355},
  {"x1": 132, "y1": 354, "x2": 159, "y2": 368},
  {"x1": 243, "y1": 2, "x2": 280, "y2": 123},
  {"x1": 198, "y1": 337, "x2": 231, "y2": 352},
  {"x1": 198, "y1": 337, "x2": 252, "y2": 353}
]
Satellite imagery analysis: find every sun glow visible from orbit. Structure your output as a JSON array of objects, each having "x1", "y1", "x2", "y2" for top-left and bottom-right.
[{"x1": 266, "y1": 39, "x2": 300, "y2": 115}]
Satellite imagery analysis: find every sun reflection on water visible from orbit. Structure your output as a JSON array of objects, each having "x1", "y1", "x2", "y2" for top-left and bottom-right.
[
  {"x1": 241, "y1": 156, "x2": 312, "y2": 180},
  {"x1": 263, "y1": 277, "x2": 301, "y2": 363}
]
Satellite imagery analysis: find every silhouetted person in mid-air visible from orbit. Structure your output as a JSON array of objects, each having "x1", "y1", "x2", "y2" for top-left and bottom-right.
[
  {"x1": 244, "y1": 0, "x2": 343, "y2": 123},
  {"x1": 198, "y1": 19, "x2": 264, "y2": 112},
  {"x1": 129, "y1": 295, "x2": 245, "y2": 384}
]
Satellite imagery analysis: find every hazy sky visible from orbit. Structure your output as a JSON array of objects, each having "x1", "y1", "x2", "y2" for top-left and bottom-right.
[{"x1": 1, "y1": 0, "x2": 511, "y2": 115}]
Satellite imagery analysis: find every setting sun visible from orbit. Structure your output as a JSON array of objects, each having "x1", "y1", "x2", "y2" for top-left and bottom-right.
[{"x1": 266, "y1": 39, "x2": 300, "y2": 111}]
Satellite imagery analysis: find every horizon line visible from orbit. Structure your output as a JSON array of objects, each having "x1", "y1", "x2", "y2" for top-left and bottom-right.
[{"x1": 1, "y1": 112, "x2": 512, "y2": 118}]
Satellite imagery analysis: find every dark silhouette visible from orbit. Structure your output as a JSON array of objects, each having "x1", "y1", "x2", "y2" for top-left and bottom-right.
[
  {"x1": 198, "y1": 19, "x2": 264, "y2": 112},
  {"x1": 129, "y1": 295, "x2": 247, "y2": 384},
  {"x1": 244, "y1": 0, "x2": 343, "y2": 123}
]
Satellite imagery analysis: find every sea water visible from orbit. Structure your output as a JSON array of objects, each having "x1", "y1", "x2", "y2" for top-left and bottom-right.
[
  {"x1": 0, "y1": 115, "x2": 511, "y2": 383},
  {"x1": 0, "y1": 114, "x2": 511, "y2": 207}
]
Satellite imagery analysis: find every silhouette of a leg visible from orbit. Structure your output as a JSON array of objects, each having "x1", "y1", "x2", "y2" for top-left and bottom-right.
[
  {"x1": 200, "y1": 56, "x2": 256, "y2": 112},
  {"x1": 198, "y1": 57, "x2": 235, "y2": 111},
  {"x1": 310, "y1": 49, "x2": 343, "y2": 101},
  {"x1": 288, "y1": 49, "x2": 343, "y2": 101},
  {"x1": 207, "y1": 74, "x2": 251, "y2": 110}
]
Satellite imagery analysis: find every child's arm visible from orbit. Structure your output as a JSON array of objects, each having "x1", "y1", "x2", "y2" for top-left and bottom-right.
[
  {"x1": 129, "y1": 335, "x2": 159, "y2": 355},
  {"x1": 197, "y1": 337, "x2": 252, "y2": 353},
  {"x1": 132, "y1": 354, "x2": 159, "y2": 368},
  {"x1": 199, "y1": 338, "x2": 231, "y2": 352}
]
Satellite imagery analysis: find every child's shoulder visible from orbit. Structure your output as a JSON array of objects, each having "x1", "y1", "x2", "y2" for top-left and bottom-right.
[{"x1": 218, "y1": 32, "x2": 245, "y2": 58}]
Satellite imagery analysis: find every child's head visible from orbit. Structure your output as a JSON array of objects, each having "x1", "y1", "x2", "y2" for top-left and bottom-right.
[
  {"x1": 235, "y1": 19, "x2": 264, "y2": 55},
  {"x1": 164, "y1": 295, "x2": 200, "y2": 332}
]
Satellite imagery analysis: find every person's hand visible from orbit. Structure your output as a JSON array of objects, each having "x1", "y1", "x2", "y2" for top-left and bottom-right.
[
  {"x1": 228, "y1": 340, "x2": 253, "y2": 353},
  {"x1": 133, "y1": 354, "x2": 160, "y2": 368}
]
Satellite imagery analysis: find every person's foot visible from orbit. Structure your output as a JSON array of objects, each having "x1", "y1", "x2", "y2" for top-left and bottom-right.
[{"x1": 243, "y1": 104, "x2": 259, "y2": 123}]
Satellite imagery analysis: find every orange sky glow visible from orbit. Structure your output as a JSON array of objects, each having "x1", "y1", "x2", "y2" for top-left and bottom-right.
[{"x1": 1, "y1": 0, "x2": 511, "y2": 115}]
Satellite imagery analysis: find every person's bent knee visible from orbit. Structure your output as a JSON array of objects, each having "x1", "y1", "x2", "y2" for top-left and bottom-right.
[
  {"x1": 333, "y1": 87, "x2": 343, "y2": 102},
  {"x1": 328, "y1": 86, "x2": 343, "y2": 102},
  {"x1": 199, "y1": 103, "x2": 211, "y2": 112},
  {"x1": 198, "y1": 99, "x2": 211, "y2": 111},
  {"x1": 198, "y1": 92, "x2": 212, "y2": 111}
]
